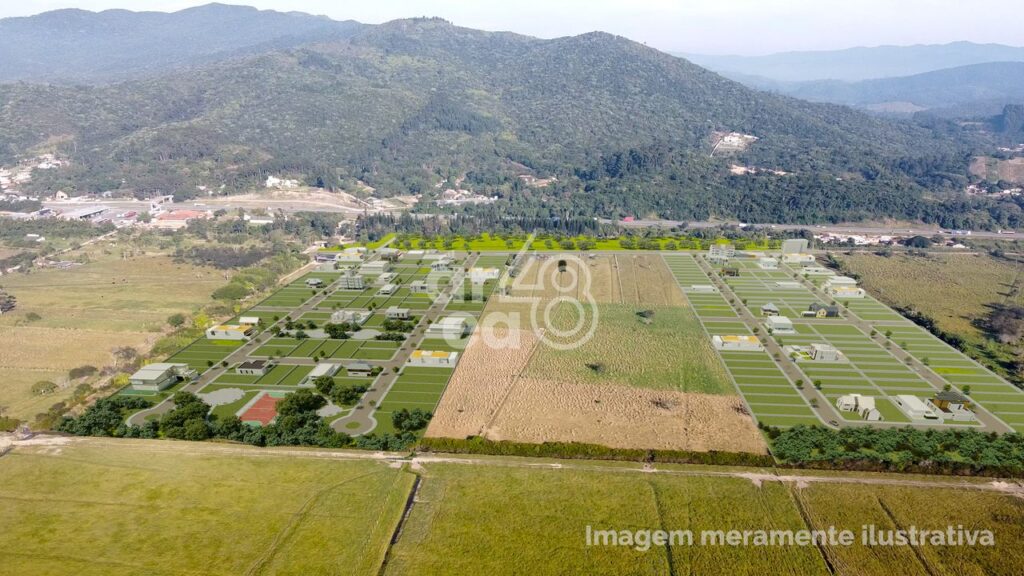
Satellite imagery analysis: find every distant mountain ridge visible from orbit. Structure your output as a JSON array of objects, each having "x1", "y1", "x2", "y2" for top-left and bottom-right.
[
  {"x1": 683, "y1": 42, "x2": 1024, "y2": 83},
  {"x1": 0, "y1": 3, "x2": 365, "y2": 83},
  {"x1": 781, "y1": 62, "x2": 1024, "y2": 116},
  {"x1": 0, "y1": 5, "x2": 1013, "y2": 229}
]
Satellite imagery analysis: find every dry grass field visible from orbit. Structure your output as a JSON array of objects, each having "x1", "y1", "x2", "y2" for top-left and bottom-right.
[
  {"x1": 425, "y1": 327, "x2": 541, "y2": 439},
  {"x1": 427, "y1": 251, "x2": 758, "y2": 453},
  {"x1": 485, "y1": 378, "x2": 765, "y2": 453},
  {"x1": 797, "y1": 483, "x2": 1024, "y2": 574},
  {"x1": 0, "y1": 250, "x2": 223, "y2": 420},
  {"x1": 612, "y1": 253, "x2": 688, "y2": 306},
  {"x1": 508, "y1": 253, "x2": 686, "y2": 306},
  {"x1": 428, "y1": 299, "x2": 763, "y2": 453},
  {"x1": 840, "y1": 252, "x2": 1023, "y2": 342}
]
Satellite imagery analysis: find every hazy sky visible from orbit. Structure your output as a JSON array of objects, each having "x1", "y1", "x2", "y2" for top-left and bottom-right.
[{"x1": 3, "y1": 0, "x2": 1022, "y2": 55}]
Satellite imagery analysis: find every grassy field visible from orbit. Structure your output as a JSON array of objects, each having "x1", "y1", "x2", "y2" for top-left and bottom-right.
[
  {"x1": 839, "y1": 252, "x2": 1023, "y2": 343},
  {"x1": 386, "y1": 461, "x2": 1024, "y2": 575},
  {"x1": 0, "y1": 439, "x2": 414, "y2": 576},
  {"x1": 6, "y1": 438, "x2": 1023, "y2": 575},
  {"x1": 525, "y1": 303, "x2": 733, "y2": 394},
  {"x1": 0, "y1": 249, "x2": 223, "y2": 420}
]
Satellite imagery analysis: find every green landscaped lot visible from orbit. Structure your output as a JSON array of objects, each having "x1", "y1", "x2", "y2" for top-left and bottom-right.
[
  {"x1": 164, "y1": 339, "x2": 243, "y2": 372},
  {"x1": 0, "y1": 440, "x2": 415, "y2": 576},
  {"x1": 250, "y1": 338, "x2": 400, "y2": 361},
  {"x1": 663, "y1": 250, "x2": 1024, "y2": 431},
  {"x1": 869, "y1": 323, "x2": 1024, "y2": 428},
  {"x1": 316, "y1": 285, "x2": 434, "y2": 312},
  {"x1": 663, "y1": 254, "x2": 819, "y2": 427},
  {"x1": 374, "y1": 366, "x2": 454, "y2": 435}
]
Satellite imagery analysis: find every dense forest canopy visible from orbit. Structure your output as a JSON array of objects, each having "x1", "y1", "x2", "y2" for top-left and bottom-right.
[{"x1": 0, "y1": 13, "x2": 1016, "y2": 226}]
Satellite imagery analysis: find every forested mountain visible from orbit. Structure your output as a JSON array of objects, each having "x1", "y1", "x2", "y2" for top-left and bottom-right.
[
  {"x1": 0, "y1": 11, "x2": 1012, "y2": 227},
  {"x1": 684, "y1": 42, "x2": 1024, "y2": 83},
  {"x1": 0, "y1": 3, "x2": 364, "y2": 83}
]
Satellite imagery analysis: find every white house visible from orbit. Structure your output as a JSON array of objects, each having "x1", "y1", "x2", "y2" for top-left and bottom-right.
[
  {"x1": 206, "y1": 324, "x2": 254, "y2": 340},
  {"x1": 305, "y1": 278, "x2": 325, "y2": 288},
  {"x1": 302, "y1": 363, "x2": 340, "y2": 386},
  {"x1": 431, "y1": 256, "x2": 454, "y2": 272},
  {"x1": 802, "y1": 266, "x2": 835, "y2": 276},
  {"x1": 782, "y1": 253, "x2": 816, "y2": 265},
  {"x1": 335, "y1": 254, "x2": 365, "y2": 267},
  {"x1": 893, "y1": 395, "x2": 940, "y2": 421},
  {"x1": 129, "y1": 363, "x2": 197, "y2": 391},
  {"x1": 835, "y1": 394, "x2": 882, "y2": 421},
  {"x1": 712, "y1": 334, "x2": 763, "y2": 352},
  {"x1": 707, "y1": 244, "x2": 735, "y2": 264},
  {"x1": 409, "y1": 280, "x2": 430, "y2": 294},
  {"x1": 238, "y1": 316, "x2": 260, "y2": 326},
  {"x1": 330, "y1": 309, "x2": 370, "y2": 326},
  {"x1": 386, "y1": 307, "x2": 410, "y2": 320},
  {"x1": 829, "y1": 285, "x2": 866, "y2": 299},
  {"x1": 685, "y1": 284, "x2": 718, "y2": 293},
  {"x1": 469, "y1": 267, "x2": 500, "y2": 284},
  {"x1": 361, "y1": 261, "x2": 391, "y2": 275},
  {"x1": 809, "y1": 343, "x2": 841, "y2": 362},
  {"x1": 765, "y1": 315, "x2": 796, "y2": 335},
  {"x1": 775, "y1": 281, "x2": 803, "y2": 290},
  {"x1": 338, "y1": 270, "x2": 365, "y2": 290},
  {"x1": 761, "y1": 303, "x2": 780, "y2": 317},
  {"x1": 758, "y1": 257, "x2": 779, "y2": 270},
  {"x1": 409, "y1": 350, "x2": 459, "y2": 366},
  {"x1": 825, "y1": 276, "x2": 858, "y2": 288},
  {"x1": 378, "y1": 283, "x2": 398, "y2": 295},
  {"x1": 425, "y1": 316, "x2": 471, "y2": 339}
]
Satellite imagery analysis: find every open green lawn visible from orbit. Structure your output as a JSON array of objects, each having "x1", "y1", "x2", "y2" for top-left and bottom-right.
[
  {"x1": 524, "y1": 303, "x2": 734, "y2": 394},
  {"x1": 0, "y1": 440, "x2": 414, "y2": 576}
]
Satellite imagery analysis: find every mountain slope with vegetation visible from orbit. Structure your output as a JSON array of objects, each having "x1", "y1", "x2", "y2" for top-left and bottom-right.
[{"x1": 0, "y1": 13, "x2": 1008, "y2": 227}]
